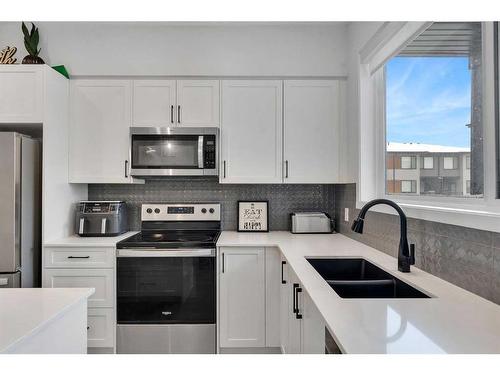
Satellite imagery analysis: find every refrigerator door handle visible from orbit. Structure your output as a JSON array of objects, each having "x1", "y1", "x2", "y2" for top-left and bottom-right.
[
  {"x1": 101, "y1": 218, "x2": 107, "y2": 234},
  {"x1": 79, "y1": 218, "x2": 85, "y2": 235}
]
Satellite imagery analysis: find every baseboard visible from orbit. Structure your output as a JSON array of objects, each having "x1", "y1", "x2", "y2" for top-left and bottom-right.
[{"x1": 219, "y1": 347, "x2": 282, "y2": 354}]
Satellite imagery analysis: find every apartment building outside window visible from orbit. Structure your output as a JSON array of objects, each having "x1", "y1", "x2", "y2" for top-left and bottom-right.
[
  {"x1": 401, "y1": 180, "x2": 417, "y2": 193},
  {"x1": 422, "y1": 156, "x2": 434, "y2": 169},
  {"x1": 443, "y1": 156, "x2": 458, "y2": 170},
  {"x1": 400, "y1": 156, "x2": 416, "y2": 169}
]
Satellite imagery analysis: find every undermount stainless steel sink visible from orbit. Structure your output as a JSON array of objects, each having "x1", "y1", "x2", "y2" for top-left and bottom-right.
[{"x1": 307, "y1": 258, "x2": 430, "y2": 299}]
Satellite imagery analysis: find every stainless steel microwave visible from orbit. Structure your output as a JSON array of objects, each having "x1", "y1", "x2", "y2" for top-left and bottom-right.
[{"x1": 130, "y1": 127, "x2": 218, "y2": 177}]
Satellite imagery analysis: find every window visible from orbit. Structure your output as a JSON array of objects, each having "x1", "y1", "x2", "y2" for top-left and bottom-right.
[
  {"x1": 422, "y1": 156, "x2": 434, "y2": 169},
  {"x1": 401, "y1": 180, "x2": 417, "y2": 193},
  {"x1": 401, "y1": 156, "x2": 416, "y2": 169},
  {"x1": 443, "y1": 156, "x2": 457, "y2": 170},
  {"x1": 385, "y1": 22, "x2": 483, "y2": 198}
]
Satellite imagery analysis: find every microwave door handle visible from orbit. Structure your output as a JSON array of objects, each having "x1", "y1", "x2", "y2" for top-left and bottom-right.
[{"x1": 198, "y1": 136, "x2": 204, "y2": 168}]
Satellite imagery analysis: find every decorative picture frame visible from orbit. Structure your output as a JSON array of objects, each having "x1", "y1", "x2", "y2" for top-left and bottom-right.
[{"x1": 237, "y1": 201, "x2": 269, "y2": 232}]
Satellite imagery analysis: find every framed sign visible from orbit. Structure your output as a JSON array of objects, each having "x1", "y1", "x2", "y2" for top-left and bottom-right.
[{"x1": 237, "y1": 201, "x2": 269, "y2": 232}]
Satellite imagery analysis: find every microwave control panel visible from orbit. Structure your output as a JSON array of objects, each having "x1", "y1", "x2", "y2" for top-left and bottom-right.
[{"x1": 203, "y1": 135, "x2": 217, "y2": 169}]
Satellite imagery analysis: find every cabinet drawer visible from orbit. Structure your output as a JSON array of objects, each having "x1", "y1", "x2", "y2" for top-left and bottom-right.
[
  {"x1": 87, "y1": 308, "x2": 115, "y2": 348},
  {"x1": 44, "y1": 247, "x2": 114, "y2": 268},
  {"x1": 43, "y1": 269, "x2": 114, "y2": 308}
]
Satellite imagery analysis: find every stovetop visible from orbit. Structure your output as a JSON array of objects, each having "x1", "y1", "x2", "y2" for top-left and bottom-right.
[{"x1": 117, "y1": 229, "x2": 220, "y2": 249}]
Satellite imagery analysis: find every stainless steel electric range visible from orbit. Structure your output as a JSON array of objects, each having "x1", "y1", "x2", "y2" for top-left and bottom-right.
[{"x1": 115, "y1": 203, "x2": 220, "y2": 354}]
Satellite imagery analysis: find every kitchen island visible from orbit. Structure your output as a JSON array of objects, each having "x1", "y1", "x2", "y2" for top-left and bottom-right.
[
  {"x1": 0, "y1": 288, "x2": 94, "y2": 354},
  {"x1": 217, "y1": 231, "x2": 500, "y2": 354}
]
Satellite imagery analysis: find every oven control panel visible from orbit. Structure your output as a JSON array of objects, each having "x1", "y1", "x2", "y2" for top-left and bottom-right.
[{"x1": 141, "y1": 203, "x2": 221, "y2": 221}]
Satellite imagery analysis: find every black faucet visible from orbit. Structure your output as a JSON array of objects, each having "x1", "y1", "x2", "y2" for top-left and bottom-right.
[{"x1": 351, "y1": 199, "x2": 415, "y2": 273}]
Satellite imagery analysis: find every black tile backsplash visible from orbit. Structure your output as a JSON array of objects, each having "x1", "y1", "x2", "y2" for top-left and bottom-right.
[{"x1": 88, "y1": 177, "x2": 335, "y2": 231}]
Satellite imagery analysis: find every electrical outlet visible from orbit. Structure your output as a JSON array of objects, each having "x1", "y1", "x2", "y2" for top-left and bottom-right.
[{"x1": 344, "y1": 208, "x2": 349, "y2": 222}]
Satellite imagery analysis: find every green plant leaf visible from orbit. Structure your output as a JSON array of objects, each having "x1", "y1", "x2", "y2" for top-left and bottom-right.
[
  {"x1": 24, "y1": 40, "x2": 35, "y2": 56},
  {"x1": 30, "y1": 23, "x2": 35, "y2": 37},
  {"x1": 33, "y1": 29, "x2": 39, "y2": 47},
  {"x1": 22, "y1": 22, "x2": 29, "y2": 37}
]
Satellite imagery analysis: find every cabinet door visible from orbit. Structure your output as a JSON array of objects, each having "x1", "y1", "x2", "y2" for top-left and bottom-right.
[
  {"x1": 287, "y1": 269, "x2": 302, "y2": 354},
  {"x1": 43, "y1": 268, "x2": 114, "y2": 308},
  {"x1": 280, "y1": 255, "x2": 290, "y2": 353},
  {"x1": 176, "y1": 80, "x2": 220, "y2": 127},
  {"x1": 284, "y1": 80, "x2": 341, "y2": 183},
  {"x1": 0, "y1": 66, "x2": 43, "y2": 123},
  {"x1": 301, "y1": 290, "x2": 325, "y2": 354},
  {"x1": 219, "y1": 247, "x2": 265, "y2": 347},
  {"x1": 221, "y1": 80, "x2": 283, "y2": 183},
  {"x1": 87, "y1": 308, "x2": 114, "y2": 348},
  {"x1": 69, "y1": 80, "x2": 132, "y2": 183},
  {"x1": 132, "y1": 80, "x2": 176, "y2": 126}
]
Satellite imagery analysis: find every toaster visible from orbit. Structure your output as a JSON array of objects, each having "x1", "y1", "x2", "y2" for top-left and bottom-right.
[
  {"x1": 75, "y1": 201, "x2": 128, "y2": 237},
  {"x1": 290, "y1": 212, "x2": 334, "y2": 234}
]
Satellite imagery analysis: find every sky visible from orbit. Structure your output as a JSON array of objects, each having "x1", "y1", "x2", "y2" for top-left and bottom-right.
[{"x1": 386, "y1": 56, "x2": 472, "y2": 148}]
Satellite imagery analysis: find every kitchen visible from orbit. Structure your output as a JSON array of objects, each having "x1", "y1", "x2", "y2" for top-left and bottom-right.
[{"x1": 0, "y1": 1, "x2": 499, "y2": 373}]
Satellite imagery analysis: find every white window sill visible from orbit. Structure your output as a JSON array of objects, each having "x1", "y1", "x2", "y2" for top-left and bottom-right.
[{"x1": 355, "y1": 199, "x2": 500, "y2": 233}]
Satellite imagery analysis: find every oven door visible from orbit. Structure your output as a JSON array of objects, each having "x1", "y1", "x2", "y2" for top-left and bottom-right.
[
  {"x1": 116, "y1": 249, "x2": 216, "y2": 324},
  {"x1": 130, "y1": 127, "x2": 218, "y2": 177}
]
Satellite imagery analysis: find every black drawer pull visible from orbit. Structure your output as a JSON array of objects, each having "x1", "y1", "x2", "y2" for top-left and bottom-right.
[
  {"x1": 292, "y1": 283, "x2": 299, "y2": 313},
  {"x1": 67, "y1": 256, "x2": 90, "y2": 259},
  {"x1": 295, "y1": 287, "x2": 303, "y2": 319},
  {"x1": 281, "y1": 261, "x2": 287, "y2": 284}
]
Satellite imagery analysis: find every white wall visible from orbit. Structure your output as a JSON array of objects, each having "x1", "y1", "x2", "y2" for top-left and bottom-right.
[
  {"x1": 343, "y1": 22, "x2": 384, "y2": 184},
  {"x1": 0, "y1": 22, "x2": 348, "y2": 77}
]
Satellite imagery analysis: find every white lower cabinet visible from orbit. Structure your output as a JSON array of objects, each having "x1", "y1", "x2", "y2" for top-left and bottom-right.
[
  {"x1": 280, "y1": 257, "x2": 326, "y2": 354},
  {"x1": 87, "y1": 308, "x2": 114, "y2": 348},
  {"x1": 219, "y1": 247, "x2": 266, "y2": 347},
  {"x1": 218, "y1": 246, "x2": 325, "y2": 354},
  {"x1": 42, "y1": 246, "x2": 116, "y2": 351}
]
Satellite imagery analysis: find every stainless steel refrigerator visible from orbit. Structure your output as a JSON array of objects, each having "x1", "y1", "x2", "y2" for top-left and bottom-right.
[{"x1": 0, "y1": 132, "x2": 41, "y2": 288}]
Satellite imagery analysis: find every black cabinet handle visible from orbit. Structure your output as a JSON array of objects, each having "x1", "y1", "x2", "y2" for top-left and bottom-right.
[
  {"x1": 222, "y1": 252, "x2": 225, "y2": 273},
  {"x1": 285, "y1": 160, "x2": 289, "y2": 178},
  {"x1": 295, "y1": 287, "x2": 303, "y2": 319},
  {"x1": 177, "y1": 105, "x2": 181, "y2": 123},
  {"x1": 124, "y1": 160, "x2": 129, "y2": 178},
  {"x1": 170, "y1": 105, "x2": 174, "y2": 123},
  {"x1": 68, "y1": 256, "x2": 90, "y2": 259},
  {"x1": 281, "y1": 261, "x2": 287, "y2": 284},
  {"x1": 292, "y1": 283, "x2": 299, "y2": 313},
  {"x1": 223, "y1": 160, "x2": 226, "y2": 178}
]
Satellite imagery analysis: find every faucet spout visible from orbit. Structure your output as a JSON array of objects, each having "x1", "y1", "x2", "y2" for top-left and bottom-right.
[{"x1": 351, "y1": 199, "x2": 415, "y2": 273}]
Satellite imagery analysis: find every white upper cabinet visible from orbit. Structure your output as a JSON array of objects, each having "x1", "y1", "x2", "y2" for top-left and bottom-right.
[
  {"x1": 219, "y1": 247, "x2": 266, "y2": 348},
  {"x1": 132, "y1": 79, "x2": 219, "y2": 127},
  {"x1": 69, "y1": 80, "x2": 133, "y2": 183},
  {"x1": 176, "y1": 80, "x2": 220, "y2": 127},
  {"x1": 220, "y1": 80, "x2": 283, "y2": 183},
  {"x1": 0, "y1": 66, "x2": 43, "y2": 123},
  {"x1": 283, "y1": 80, "x2": 342, "y2": 183},
  {"x1": 132, "y1": 80, "x2": 176, "y2": 126}
]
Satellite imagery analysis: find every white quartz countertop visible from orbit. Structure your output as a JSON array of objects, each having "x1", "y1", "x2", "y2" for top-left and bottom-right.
[
  {"x1": 217, "y1": 231, "x2": 500, "y2": 354},
  {"x1": 0, "y1": 288, "x2": 94, "y2": 353},
  {"x1": 44, "y1": 231, "x2": 138, "y2": 247}
]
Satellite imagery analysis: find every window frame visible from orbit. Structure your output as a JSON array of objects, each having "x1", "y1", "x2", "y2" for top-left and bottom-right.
[
  {"x1": 422, "y1": 156, "x2": 434, "y2": 170},
  {"x1": 357, "y1": 22, "x2": 500, "y2": 233}
]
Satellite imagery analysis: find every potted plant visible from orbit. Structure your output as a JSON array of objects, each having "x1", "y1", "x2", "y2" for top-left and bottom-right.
[{"x1": 21, "y1": 22, "x2": 45, "y2": 64}]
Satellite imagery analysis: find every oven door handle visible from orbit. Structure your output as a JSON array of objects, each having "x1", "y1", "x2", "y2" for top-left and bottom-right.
[{"x1": 117, "y1": 249, "x2": 216, "y2": 257}]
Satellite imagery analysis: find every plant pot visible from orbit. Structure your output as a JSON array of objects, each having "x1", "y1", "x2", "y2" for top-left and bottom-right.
[{"x1": 22, "y1": 55, "x2": 44, "y2": 64}]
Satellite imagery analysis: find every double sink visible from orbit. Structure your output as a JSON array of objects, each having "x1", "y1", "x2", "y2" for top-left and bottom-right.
[{"x1": 307, "y1": 258, "x2": 430, "y2": 299}]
